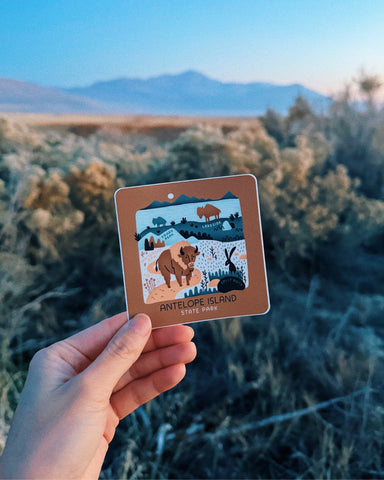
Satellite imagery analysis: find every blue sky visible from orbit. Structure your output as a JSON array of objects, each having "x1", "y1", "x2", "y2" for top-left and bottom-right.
[{"x1": 1, "y1": 0, "x2": 383, "y2": 95}]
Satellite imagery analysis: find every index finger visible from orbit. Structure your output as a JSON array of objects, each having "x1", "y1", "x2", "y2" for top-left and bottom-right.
[
  {"x1": 60, "y1": 312, "x2": 194, "y2": 363},
  {"x1": 144, "y1": 324, "x2": 195, "y2": 353}
]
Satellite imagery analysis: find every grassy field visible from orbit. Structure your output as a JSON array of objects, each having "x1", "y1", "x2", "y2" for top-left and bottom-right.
[{"x1": 1, "y1": 99, "x2": 384, "y2": 478}]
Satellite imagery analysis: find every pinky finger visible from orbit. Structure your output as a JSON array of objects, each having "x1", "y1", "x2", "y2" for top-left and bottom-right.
[{"x1": 110, "y1": 364, "x2": 186, "y2": 419}]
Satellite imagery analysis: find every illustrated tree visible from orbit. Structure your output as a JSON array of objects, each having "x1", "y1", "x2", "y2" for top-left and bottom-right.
[{"x1": 144, "y1": 238, "x2": 154, "y2": 250}]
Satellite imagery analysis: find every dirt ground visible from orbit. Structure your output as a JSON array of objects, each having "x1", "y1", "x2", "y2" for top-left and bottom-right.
[
  {"x1": 146, "y1": 261, "x2": 202, "y2": 304},
  {"x1": 2, "y1": 112, "x2": 261, "y2": 139}
]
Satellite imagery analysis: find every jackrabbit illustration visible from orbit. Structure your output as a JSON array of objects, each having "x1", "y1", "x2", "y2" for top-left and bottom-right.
[{"x1": 225, "y1": 246, "x2": 237, "y2": 273}]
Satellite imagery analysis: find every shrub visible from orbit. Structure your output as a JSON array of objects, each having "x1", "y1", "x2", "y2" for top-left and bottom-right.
[{"x1": 1, "y1": 98, "x2": 384, "y2": 478}]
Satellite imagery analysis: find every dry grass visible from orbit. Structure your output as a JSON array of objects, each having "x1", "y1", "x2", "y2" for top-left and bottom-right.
[
  {"x1": 1, "y1": 104, "x2": 384, "y2": 478},
  {"x1": 1, "y1": 113, "x2": 257, "y2": 140}
]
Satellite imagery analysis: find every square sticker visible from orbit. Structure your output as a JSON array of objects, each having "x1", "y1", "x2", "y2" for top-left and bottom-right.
[{"x1": 115, "y1": 174, "x2": 269, "y2": 328}]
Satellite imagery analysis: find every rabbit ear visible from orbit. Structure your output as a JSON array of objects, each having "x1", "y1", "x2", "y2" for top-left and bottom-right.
[
  {"x1": 225, "y1": 248, "x2": 229, "y2": 259},
  {"x1": 229, "y1": 246, "x2": 236, "y2": 257}
]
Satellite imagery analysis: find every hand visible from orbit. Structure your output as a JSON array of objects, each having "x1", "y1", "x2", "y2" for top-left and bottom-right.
[{"x1": 0, "y1": 313, "x2": 196, "y2": 479}]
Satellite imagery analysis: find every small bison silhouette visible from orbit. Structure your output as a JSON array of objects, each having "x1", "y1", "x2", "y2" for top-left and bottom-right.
[
  {"x1": 155, "y1": 241, "x2": 200, "y2": 288},
  {"x1": 197, "y1": 204, "x2": 221, "y2": 222},
  {"x1": 152, "y1": 216, "x2": 166, "y2": 227}
]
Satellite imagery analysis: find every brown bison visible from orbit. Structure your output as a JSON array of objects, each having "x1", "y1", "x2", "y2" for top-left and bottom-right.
[
  {"x1": 155, "y1": 241, "x2": 200, "y2": 288},
  {"x1": 197, "y1": 204, "x2": 221, "y2": 222}
]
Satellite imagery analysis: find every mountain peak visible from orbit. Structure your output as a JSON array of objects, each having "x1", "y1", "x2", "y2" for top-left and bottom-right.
[{"x1": 176, "y1": 70, "x2": 212, "y2": 80}]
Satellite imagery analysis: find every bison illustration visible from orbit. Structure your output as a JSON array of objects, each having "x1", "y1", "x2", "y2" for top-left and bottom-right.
[
  {"x1": 152, "y1": 216, "x2": 166, "y2": 227},
  {"x1": 197, "y1": 204, "x2": 221, "y2": 222},
  {"x1": 155, "y1": 241, "x2": 200, "y2": 288}
]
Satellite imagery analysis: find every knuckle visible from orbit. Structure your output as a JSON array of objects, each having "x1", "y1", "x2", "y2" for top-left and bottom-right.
[
  {"x1": 29, "y1": 347, "x2": 49, "y2": 370},
  {"x1": 151, "y1": 374, "x2": 164, "y2": 397},
  {"x1": 131, "y1": 383, "x2": 147, "y2": 407},
  {"x1": 128, "y1": 361, "x2": 139, "y2": 379},
  {"x1": 107, "y1": 335, "x2": 136, "y2": 361}
]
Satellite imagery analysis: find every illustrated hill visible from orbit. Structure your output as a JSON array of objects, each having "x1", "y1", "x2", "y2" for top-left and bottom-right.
[
  {"x1": 136, "y1": 215, "x2": 244, "y2": 250},
  {"x1": 0, "y1": 71, "x2": 330, "y2": 115}
]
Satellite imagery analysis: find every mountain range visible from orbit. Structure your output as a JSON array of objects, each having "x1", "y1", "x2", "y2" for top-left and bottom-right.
[{"x1": 0, "y1": 70, "x2": 331, "y2": 116}]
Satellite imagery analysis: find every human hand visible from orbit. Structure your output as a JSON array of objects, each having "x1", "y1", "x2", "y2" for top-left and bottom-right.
[{"x1": 0, "y1": 313, "x2": 196, "y2": 479}]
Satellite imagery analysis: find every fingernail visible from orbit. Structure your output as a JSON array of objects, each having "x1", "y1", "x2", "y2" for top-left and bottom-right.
[{"x1": 129, "y1": 314, "x2": 151, "y2": 336}]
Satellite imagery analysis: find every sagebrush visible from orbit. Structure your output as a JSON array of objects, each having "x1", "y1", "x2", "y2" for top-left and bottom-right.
[{"x1": 1, "y1": 95, "x2": 384, "y2": 478}]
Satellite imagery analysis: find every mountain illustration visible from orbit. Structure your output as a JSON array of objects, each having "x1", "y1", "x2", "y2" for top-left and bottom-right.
[
  {"x1": 142, "y1": 191, "x2": 237, "y2": 210},
  {"x1": 142, "y1": 195, "x2": 208, "y2": 210},
  {"x1": 221, "y1": 192, "x2": 238, "y2": 200}
]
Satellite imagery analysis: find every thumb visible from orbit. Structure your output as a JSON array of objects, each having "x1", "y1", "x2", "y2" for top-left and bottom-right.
[{"x1": 81, "y1": 313, "x2": 151, "y2": 397}]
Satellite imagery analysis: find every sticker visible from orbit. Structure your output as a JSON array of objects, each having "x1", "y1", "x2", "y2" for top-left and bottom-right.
[{"x1": 115, "y1": 174, "x2": 269, "y2": 328}]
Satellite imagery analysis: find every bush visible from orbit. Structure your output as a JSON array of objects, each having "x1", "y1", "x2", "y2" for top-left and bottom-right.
[{"x1": 1, "y1": 101, "x2": 384, "y2": 478}]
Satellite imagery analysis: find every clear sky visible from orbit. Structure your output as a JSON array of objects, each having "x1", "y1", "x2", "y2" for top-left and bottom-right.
[{"x1": 1, "y1": 0, "x2": 383, "y2": 95}]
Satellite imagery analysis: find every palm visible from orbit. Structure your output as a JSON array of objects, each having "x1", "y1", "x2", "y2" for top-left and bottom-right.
[{"x1": 82, "y1": 405, "x2": 118, "y2": 479}]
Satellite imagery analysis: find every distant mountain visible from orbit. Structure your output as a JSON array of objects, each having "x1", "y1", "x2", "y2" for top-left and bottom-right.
[
  {"x1": 66, "y1": 70, "x2": 331, "y2": 116},
  {"x1": 0, "y1": 71, "x2": 331, "y2": 115},
  {"x1": 0, "y1": 78, "x2": 113, "y2": 113}
]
